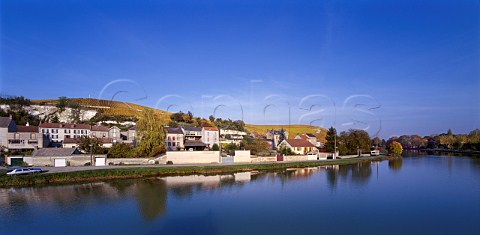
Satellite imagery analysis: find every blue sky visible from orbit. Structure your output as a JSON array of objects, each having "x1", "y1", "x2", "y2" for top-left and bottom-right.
[{"x1": 1, "y1": 0, "x2": 479, "y2": 138}]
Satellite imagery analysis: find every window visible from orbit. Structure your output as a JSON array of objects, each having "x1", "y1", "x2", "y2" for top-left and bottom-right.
[
  {"x1": 30, "y1": 133, "x2": 36, "y2": 139},
  {"x1": 177, "y1": 142, "x2": 180, "y2": 146},
  {"x1": 168, "y1": 142, "x2": 171, "y2": 146},
  {"x1": 173, "y1": 136, "x2": 175, "y2": 141},
  {"x1": 168, "y1": 136, "x2": 171, "y2": 141},
  {"x1": 172, "y1": 142, "x2": 176, "y2": 146}
]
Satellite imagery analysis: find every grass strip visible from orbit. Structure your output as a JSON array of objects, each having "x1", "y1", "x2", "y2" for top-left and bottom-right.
[{"x1": 0, "y1": 156, "x2": 387, "y2": 188}]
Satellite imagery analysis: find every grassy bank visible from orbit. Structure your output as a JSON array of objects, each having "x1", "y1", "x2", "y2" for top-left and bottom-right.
[{"x1": 0, "y1": 156, "x2": 386, "y2": 188}]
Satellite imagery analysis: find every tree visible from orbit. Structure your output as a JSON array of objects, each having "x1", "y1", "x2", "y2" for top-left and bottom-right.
[
  {"x1": 209, "y1": 115, "x2": 215, "y2": 122},
  {"x1": 108, "y1": 143, "x2": 133, "y2": 158},
  {"x1": 242, "y1": 137, "x2": 269, "y2": 156},
  {"x1": 388, "y1": 141, "x2": 403, "y2": 157},
  {"x1": 371, "y1": 137, "x2": 381, "y2": 147},
  {"x1": 212, "y1": 143, "x2": 220, "y2": 151},
  {"x1": 344, "y1": 129, "x2": 371, "y2": 155},
  {"x1": 136, "y1": 108, "x2": 165, "y2": 157},
  {"x1": 57, "y1": 96, "x2": 68, "y2": 112},
  {"x1": 325, "y1": 127, "x2": 337, "y2": 152},
  {"x1": 78, "y1": 137, "x2": 104, "y2": 154}
]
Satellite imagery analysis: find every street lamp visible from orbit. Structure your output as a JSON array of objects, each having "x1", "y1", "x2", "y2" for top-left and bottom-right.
[{"x1": 90, "y1": 143, "x2": 93, "y2": 166}]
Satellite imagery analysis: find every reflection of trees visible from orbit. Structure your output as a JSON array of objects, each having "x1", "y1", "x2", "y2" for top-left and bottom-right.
[
  {"x1": 388, "y1": 158, "x2": 403, "y2": 171},
  {"x1": 135, "y1": 179, "x2": 167, "y2": 221},
  {"x1": 326, "y1": 162, "x2": 372, "y2": 188}
]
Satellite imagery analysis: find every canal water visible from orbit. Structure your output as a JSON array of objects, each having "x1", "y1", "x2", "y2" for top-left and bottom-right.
[{"x1": 0, "y1": 153, "x2": 479, "y2": 234}]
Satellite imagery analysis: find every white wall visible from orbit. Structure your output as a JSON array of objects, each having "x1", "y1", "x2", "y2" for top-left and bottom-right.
[
  {"x1": 233, "y1": 150, "x2": 251, "y2": 163},
  {"x1": 166, "y1": 151, "x2": 220, "y2": 164}
]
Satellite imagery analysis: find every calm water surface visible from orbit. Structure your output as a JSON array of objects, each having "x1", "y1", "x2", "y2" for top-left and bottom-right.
[{"x1": 1, "y1": 153, "x2": 479, "y2": 234}]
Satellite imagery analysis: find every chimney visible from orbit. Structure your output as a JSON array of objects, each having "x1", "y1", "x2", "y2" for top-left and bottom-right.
[{"x1": 9, "y1": 114, "x2": 12, "y2": 120}]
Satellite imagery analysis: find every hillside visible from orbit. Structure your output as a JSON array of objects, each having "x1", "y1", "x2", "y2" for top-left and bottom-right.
[
  {"x1": 245, "y1": 124, "x2": 327, "y2": 143},
  {"x1": 32, "y1": 98, "x2": 170, "y2": 121}
]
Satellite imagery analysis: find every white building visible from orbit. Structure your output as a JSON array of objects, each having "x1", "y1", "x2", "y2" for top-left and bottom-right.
[{"x1": 202, "y1": 126, "x2": 219, "y2": 149}]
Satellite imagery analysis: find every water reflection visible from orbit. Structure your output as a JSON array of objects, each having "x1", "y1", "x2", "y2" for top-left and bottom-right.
[
  {"x1": 388, "y1": 158, "x2": 403, "y2": 171},
  {"x1": 325, "y1": 162, "x2": 373, "y2": 189}
]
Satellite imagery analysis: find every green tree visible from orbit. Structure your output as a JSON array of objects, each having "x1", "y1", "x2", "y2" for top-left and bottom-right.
[
  {"x1": 212, "y1": 143, "x2": 220, "y2": 151},
  {"x1": 136, "y1": 108, "x2": 165, "y2": 157},
  {"x1": 242, "y1": 137, "x2": 269, "y2": 156},
  {"x1": 57, "y1": 96, "x2": 68, "y2": 112},
  {"x1": 388, "y1": 141, "x2": 403, "y2": 157},
  {"x1": 344, "y1": 129, "x2": 371, "y2": 155},
  {"x1": 107, "y1": 143, "x2": 133, "y2": 158},
  {"x1": 325, "y1": 126, "x2": 337, "y2": 152},
  {"x1": 78, "y1": 137, "x2": 104, "y2": 154}
]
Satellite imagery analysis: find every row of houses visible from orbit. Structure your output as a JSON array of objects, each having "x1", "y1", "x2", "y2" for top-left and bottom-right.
[{"x1": 0, "y1": 116, "x2": 136, "y2": 151}]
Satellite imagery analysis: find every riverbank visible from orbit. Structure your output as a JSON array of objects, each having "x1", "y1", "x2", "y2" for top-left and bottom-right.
[{"x1": 0, "y1": 156, "x2": 389, "y2": 188}]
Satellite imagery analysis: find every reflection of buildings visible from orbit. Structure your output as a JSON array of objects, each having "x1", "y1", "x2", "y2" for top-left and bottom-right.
[{"x1": 0, "y1": 172, "x2": 253, "y2": 222}]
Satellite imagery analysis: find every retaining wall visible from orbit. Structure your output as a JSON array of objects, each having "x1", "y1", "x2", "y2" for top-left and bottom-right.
[
  {"x1": 233, "y1": 150, "x2": 251, "y2": 163},
  {"x1": 166, "y1": 151, "x2": 220, "y2": 164}
]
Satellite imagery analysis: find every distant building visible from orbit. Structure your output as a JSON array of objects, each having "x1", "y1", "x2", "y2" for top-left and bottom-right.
[
  {"x1": 8, "y1": 125, "x2": 40, "y2": 150},
  {"x1": 220, "y1": 129, "x2": 247, "y2": 145},
  {"x1": 278, "y1": 139, "x2": 316, "y2": 155},
  {"x1": 294, "y1": 133, "x2": 323, "y2": 148},
  {"x1": 266, "y1": 129, "x2": 288, "y2": 150},
  {"x1": 202, "y1": 126, "x2": 219, "y2": 149},
  {"x1": 0, "y1": 116, "x2": 16, "y2": 148},
  {"x1": 165, "y1": 127, "x2": 184, "y2": 151},
  {"x1": 183, "y1": 126, "x2": 202, "y2": 141}
]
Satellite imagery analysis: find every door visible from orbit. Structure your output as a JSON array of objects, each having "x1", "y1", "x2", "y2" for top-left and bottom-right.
[
  {"x1": 54, "y1": 158, "x2": 67, "y2": 167},
  {"x1": 95, "y1": 157, "x2": 106, "y2": 166}
]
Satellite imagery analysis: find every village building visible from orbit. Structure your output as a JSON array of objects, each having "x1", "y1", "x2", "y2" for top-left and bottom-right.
[
  {"x1": 165, "y1": 127, "x2": 184, "y2": 151},
  {"x1": 202, "y1": 126, "x2": 219, "y2": 149},
  {"x1": 278, "y1": 139, "x2": 317, "y2": 155}
]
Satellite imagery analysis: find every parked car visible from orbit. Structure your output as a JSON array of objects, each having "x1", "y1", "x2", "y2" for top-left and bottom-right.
[{"x1": 6, "y1": 168, "x2": 45, "y2": 176}]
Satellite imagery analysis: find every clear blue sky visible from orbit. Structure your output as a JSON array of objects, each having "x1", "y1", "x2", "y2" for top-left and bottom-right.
[{"x1": 1, "y1": 0, "x2": 479, "y2": 138}]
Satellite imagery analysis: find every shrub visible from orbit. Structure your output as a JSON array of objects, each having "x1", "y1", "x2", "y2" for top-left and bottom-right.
[
  {"x1": 166, "y1": 161, "x2": 173, "y2": 165},
  {"x1": 388, "y1": 141, "x2": 403, "y2": 157}
]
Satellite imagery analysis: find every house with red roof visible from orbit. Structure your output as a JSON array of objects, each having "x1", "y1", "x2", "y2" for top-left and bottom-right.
[{"x1": 278, "y1": 139, "x2": 317, "y2": 155}]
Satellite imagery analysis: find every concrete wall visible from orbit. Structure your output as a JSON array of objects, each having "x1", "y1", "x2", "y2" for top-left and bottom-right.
[
  {"x1": 32, "y1": 155, "x2": 107, "y2": 166},
  {"x1": 251, "y1": 156, "x2": 277, "y2": 163},
  {"x1": 284, "y1": 155, "x2": 308, "y2": 162},
  {"x1": 166, "y1": 151, "x2": 220, "y2": 164},
  {"x1": 106, "y1": 158, "x2": 154, "y2": 165},
  {"x1": 233, "y1": 150, "x2": 251, "y2": 163}
]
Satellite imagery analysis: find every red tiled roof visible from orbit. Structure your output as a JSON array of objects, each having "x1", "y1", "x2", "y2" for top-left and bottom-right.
[
  {"x1": 16, "y1": 125, "x2": 39, "y2": 133},
  {"x1": 203, "y1": 126, "x2": 218, "y2": 131},
  {"x1": 91, "y1": 125, "x2": 109, "y2": 132},
  {"x1": 286, "y1": 139, "x2": 315, "y2": 148}
]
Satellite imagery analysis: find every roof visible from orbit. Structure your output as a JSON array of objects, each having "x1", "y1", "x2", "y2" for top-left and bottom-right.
[
  {"x1": 64, "y1": 137, "x2": 112, "y2": 144},
  {"x1": 91, "y1": 125, "x2": 110, "y2": 132},
  {"x1": 128, "y1": 126, "x2": 137, "y2": 130},
  {"x1": 33, "y1": 148, "x2": 81, "y2": 157},
  {"x1": 183, "y1": 126, "x2": 202, "y2": 132},
  {"x1": 0, "y1": 117, "x2": 13, "y2": 128},
  {"x1": 305, "y1": 133, "x2": 316, "y2": 138},
  {"x1": 184, "y1": 140, "x2": 207, "y2": 147},
  {"x1": 203, "y1": 126, "x2": 218, "y2": 131},
  {"x1": 16, "y1": 125, "x2": 39, "y2": 133},
  {"x1": 285, "y1": 139, "x2": 315, "y2": 148},
  {"x1": 63, "y1": 138, "x2": 80, "y2": 144},
  {"x1": 166, "y1": 127, "x2": 184, "y2": 134},
  {"x1": 39, "y1": 123, "x2": 91, "y2": 130}
]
